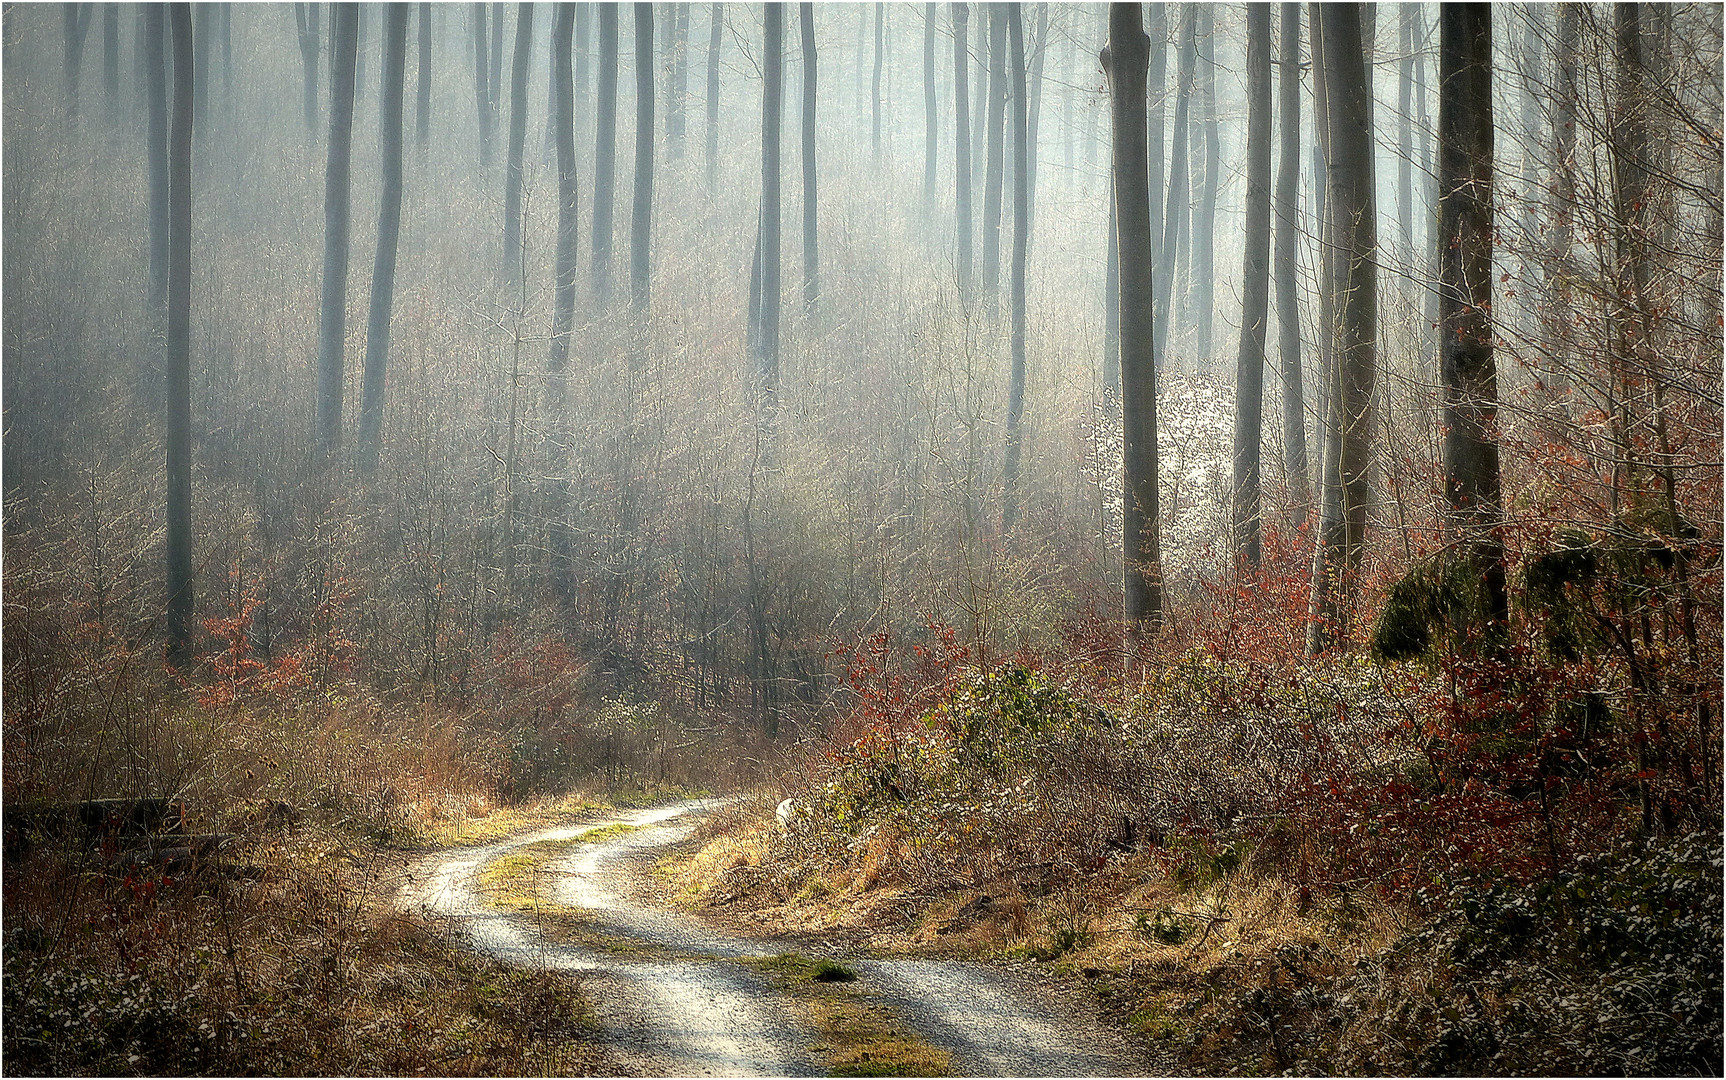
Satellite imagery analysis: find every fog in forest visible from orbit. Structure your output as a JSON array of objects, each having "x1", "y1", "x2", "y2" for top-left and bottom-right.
[{"x1": 3, "y1": 4, "x2": 1723, "y2": 1074}]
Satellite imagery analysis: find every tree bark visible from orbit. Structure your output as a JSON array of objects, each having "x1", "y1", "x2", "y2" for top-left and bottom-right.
[
  {"x1": 165, "y1": 2, "x2": 194, "y2": 661},
  {"x1": 1232, "y1": 3, "x2": 1271, "y2": 567},
  {"x1": 315, "y1": 5, "x2": 359, "y2": 457},
  {"x1": 295, "y1": 2, "x2": 320, "y2": 132},
  {"x1": 1105, "y1": 1, "x2": 1161, "y2": 635},
  {"x1": 192, "y1": 3, "x2": 209, "y2": 135},
  {"x1": 490, "y1": 3, "x2": 505, "y2": 120},
  {"x1": 871, "y1": 2, "x2": 883, "y2": 159},
  {"x1": 1397, "y1": 4, "x2": 1414, "y2": 262},
  {"x1": 1103, "y1": 189, "x2": 1119, "y2": 394},
  {"x1": 549, "y1": 1, "x2": 579, "y2": 390},
  {"x1": 591, "y1": 3, "x2": 617, "y2": 305},
  {"x1": 1275, "y1": 2, "x2": 1308, "y2": 518},
  {"x1": 1437, "y1": 2, "x2": 1505, "y2": 622},
  {"x1": 1155, "y1": 4, "x2": 1196, "y2": 365},
  {"x1": 1193, "y1": 3, "x2": 1220, "y2": 358},
  {"x1": 706, "y1": 3, "x2": 722, "y2": 196},
  {"x1": 1145, "y1": 3, "x2": 1166, "y2": 278},
  {"x1": 1547, "y1": 3, "x2": 1578, "y2": 356},
  {"x1": 667, "y1": 3, "x2": 689, "y2": 156},
  {"x1": 358, "y1": 3, "x2": 409, "y2": 475},
  {"x1": 630, "y1": 2, "x2": 653, "y2": 314},
  {"x1": 800, "y1": 2, "x2": 818, "y2": 313},
  {"x1": 472, "y1": 3, "x2": 492, "y2": 165},
  {"x1": 64, "y1": 3, "x2": 93, "y2": 120},
  {"x1": 1306, "y1": 1, "x2": 1376, "y2": 654},
  {"x1": 145, "y1": 4, "x2": 169, "y2": 315},
  {"x1": 417, "y1": 2, "x2": 432, "y2": 150},
  {"x1": 923, "y1": 2, "x2": 937, "y2": 210},
  {"x1": 1001, "y1": 2, "x2": 1030, "y2": 532},
  {"x1": 504, "y1": 2, "x2": 534, "y2": 291},
  {"x1": 952, "y1": 2, "x2": 972, "y2": 302},
  {"x1": 981, "y1": 3, "x2": 1006, "y2": 311},
  {"x1": 102, "y1": 3, "x2": 119, "y2": 126},
  {"x1": 757, "y1": 2, "x2": 783, "y2": 391}
]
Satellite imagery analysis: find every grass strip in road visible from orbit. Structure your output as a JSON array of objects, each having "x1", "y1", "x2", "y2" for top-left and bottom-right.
[
  {"x1": 476, "y1": 825, "x2": 646, "y2": 947},
  {"x1": 741, "y1": 953, "x2": 951, "y2": 1077}
]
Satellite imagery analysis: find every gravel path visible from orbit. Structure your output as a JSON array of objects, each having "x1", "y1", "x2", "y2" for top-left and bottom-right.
[{"x1": 397, "y1": 799, "x2": 1169, "y2": 1077}]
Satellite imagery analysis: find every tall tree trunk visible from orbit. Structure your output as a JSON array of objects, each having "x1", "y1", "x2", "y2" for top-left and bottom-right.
[
  {"x1": 192, "y1": 3, "x2": 210, "y2": 135},
  {"x1": 296, "y1": 2, "x2": 320, "y2": 132},
  {"x1": 64, "y1": 3, "x2": 93, "y2": 120},
  {"x1": 1275, "y1": 2, "x2": 1309, "y2": 518},
  {"x1": 1106, "y1": 1, "x2": 1161, "y2": 636},
  {"x1": 1155, "y1": 4, "x2": 1196, "y2": 366},
  {"x1": 757, "y1": 1, "x2": 783, "y2": 391},
  {"x1": 591, "y1": 3, "x2": 617, "y2": 305},
  {"x1": 667, "y1": 3, "x2": 689, "y2": 156},
  {"x1": 971, "y1": 9, "x2": 986, "y2": 209},
  {"x1": 549, "y1": 1, "x2": 579, "y2": 390},
  {"x1": 503, "y1": 2, "x2": 534, "y2": 290},
  {"x1": 315, "y1": 5, "x2": 360, "y2": 458},
  {"x1": 630, "y1": 2, "x2": 653, "y2": 314},
  {"x1": 1232, "y1": 4, "x2": 1271, "y2": 567},
  {"x1": 871, "y1": 1, "x2": 883, "y2": 159},
  {"x1": 800, "y1": 2, "x2": 818, "y2": 312},
  {"x1": 145, "y1": 5, "x2": 169, "y2": 316},
  {"x1": 1547, "y1": 3, "x2": 1578, "y2": 358},
  {"x1": 1306, "y1": 1, "x2": 1377, "y2": 654},
  {"x1": 706, "y1": 3, "x2": 722, "y2": 195},
  {"x1": 102, "y1": 3, "x2": 119, "y2": 126},
  {"x1": 1437, "y1": 2, "x2": 1504, "y2": 623},
  {"x1": 1193, "y1": 3, "x2": 1219, "y2": 358},
  {"x1": 417, "y1": 2, "x2": 432, "y2": 150},
  {"x1": 1001, "y1": 3, "x2": 1030, "y2": 532},
  {"x1": 548, "y1": 1, "x2": 578, "y2": 592},
  {"x1": 1145, "y1": 3, "x2": 1166, "y2": 277},
  {"x1": 981, "y1": 3, "x2": 1006, "y2": 311},
  {"x1": 165, "y1": 2, "x2": 194, "y2": 662},
  {"x1": 1024, "y1": 2, "x2": 1046, "y2": 241},
  {"x1": 472, "y1": 3, "x2": 492, "y2": 164},
  {"x1": 358, "y1": 4, "x2": 409, "y2": 475},
  {"x1": 952, "y1": 2, "x2": 972, "y2": 302},
  {"x1": 923, "y1": 2, "x2": 937, "y2": 210},
  {"x1": 1103, "y1": 189, "x2": 1119, "y2": 393},
  {"x1": 1415, "y1": 6, "x2": 1437, "y2": 373},
  {"x1": 220, "y1": 3, "x2": 231, "y2": 105},
  {"x1": 490, "y1": 2, "x2": 505, "y2": 120},
  {"x1": 1397, "y1": 4, "x2": 1414, "y2": 262}
]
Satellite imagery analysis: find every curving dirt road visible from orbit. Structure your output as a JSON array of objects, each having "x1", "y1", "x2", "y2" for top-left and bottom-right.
[{"x1": 397, "y1": 800, "x2": 1168, "y2": 1077}]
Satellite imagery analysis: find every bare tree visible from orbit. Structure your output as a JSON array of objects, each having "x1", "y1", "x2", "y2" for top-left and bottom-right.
[
  {"x1": 1001, "y1": 2, "x2": 1030, "y2": 531},
  {"x1": 295, "y1": 2, "x2": 320, "y2": 132},
  {"x1": 471, "y1": 3, "x2": 492, "y2": 165},
  {"x1": 923, "y1": 2, "x2": 937, "y2": 210},
  {"x1": 667, "y1": 3, "x2": 689, "y2": 157},
  {"x1": 952, "y1": 2, "x2": 972, "y2": 302},
  {"x1": 359, "y1": 3, "x2": 410, "y2": 475},
  {"x1": 800, "y1": 2, "x2": 818, "y2": 312},
  {"x1": 982, "y1": 2, "x2": 1006, "y2": 310},
  {"x1": 102, "y1": 2, "x2": 118, "y2": 126},
  {"x1": 1155, "y1": 4, "x2": 1196, "y2": 364},
  {"x1": 591, "y1": 2, "x2": 618, "y2": 305},
  {"x1": 1306, "y1": 1, "x2": 1377, "y2": 654},
  {"x1": 1232, "y1": 3, "x2": 1271, "y2": 567},
  {"x1": 1105, "y1": 0, "x2": 1161, "y2": 635},
  {"x1": 1191, "y1": 3, "x2": 1221, "y2": 357},
  {"x1": 417, "y1": 2, "x2": 432, "y2": 150},
  {"x1": 756, "y1": 1, "x2": 784, "y2": 391},
  {"x1": 630, "y1": 2, "x2": 653, "y2": 314},
  {"x1": 549, "y1": 0, "x2": 579, "y2": 394},
  {"x1": 1275, "y1": 2, "x2": 1308, "y2": 517},
  {"x1": 1436, "y1": 2, "x2": 1504, "y2": 623},
  {"x1": 706, "y1": 3, "x2": 722, "y2": 195},
  {"x1": 63, "y1": 3, "x2": 93, "y2": 120},
  {"x1": 871, "y1": 1, "x2": 883, "y2": 159},
  {"x1": 144, "y1": 4, "x2": 168, "y2": 315},
  {"x1": 165, "y1": 1, "x2": 193, "y2": 661},
  {"x1": 315, "y1": 5, "x2": 360, "y2": 457},
  {"x1": 503, "y1": 2, "x2": 535, "y2": 290}
]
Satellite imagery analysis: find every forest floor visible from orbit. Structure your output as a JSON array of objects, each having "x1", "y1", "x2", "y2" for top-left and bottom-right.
[{"x1": 397, "y1": 797, "x2": 1167, "y2": 1077}]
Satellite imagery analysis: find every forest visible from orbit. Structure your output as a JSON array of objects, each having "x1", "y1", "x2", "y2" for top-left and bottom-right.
[{"x1": 2, "y1": 1, "x2": 1722, "y2": 1076}]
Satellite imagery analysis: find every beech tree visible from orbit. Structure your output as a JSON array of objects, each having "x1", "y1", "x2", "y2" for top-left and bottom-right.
[
  {"x1": 471, "y1": 3, "x2": 492, "y2": 166},
  {"x1": 630, "y1": 2, "x2": 653, "y2": 314},
  {"x1": 503, "y1": 2, "x2": 534, "y2": 290},
  {"x1": 706, "y1": 3, "x2": 722, "y2": 196},
  {"x1": 923, "y1": 2, "x2": 936, "y2": 211},
  {"x1": 981, "y1": 3, "x2": 1006, "y2": 310},
  {"x1": 165, "y1": 1, "x2": 193, "y2": 661},
  {"x1": 952, "y1": 1, "x2": 972, "y2": 302},
  {"x1": 1306, "y1": 2, "x2": 1378, "y2": 654},
  {"x1": 1155, "y1": 4, "x2": 1196, "y2": 364},
  {"x1": 102, "y1": 2, "x2": 118, "y2": 126},
  {"x1": 314, "y1": 5, "x2": 359, "y2": 457},
  {"x1": 1104, "y1": 0, "x2": 1161, "y2": 635},
  {"x1": 591, "y1": 3, "x2": 618, "y2": 305},
  {"x1": 358, "y1": 4, "x2": 409, "y2": 476},
  {"x1": 144, "y1": 4, "x2": 169, "y2": 315},
  {"x1": 756, "y1": 1, "x2": 783, "y2": 391},
  {"x1": 416, "y1": 3, "x2": 432, "y2": 150},
  {"x1": 1232, "y1": 3, "x2": 1271, "y2": 567},
  {"x1": 1274, "y1": 2, "x2": 1308, "y2": 517},
  {"x1": 800, "y1": 2, "x2": 818, "y2": 312},
  {"x1": 294, "y1": 2, "x2": 319, "y2": 132},
  {"x1": 1191, "y1": 4, "x2": 1220, "y2": 356},
  {"x1": 63, "y1": 2, "x2": 92, "y2": 120},
  {"x1": 1001, "y1": 2, "x2": 1030, "y2": 532},
  {"x1": 871, "y1": 2, "x2": 883, "y2": 159}
]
